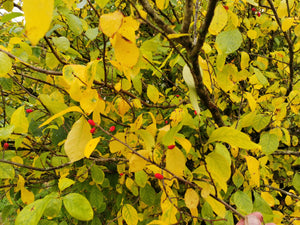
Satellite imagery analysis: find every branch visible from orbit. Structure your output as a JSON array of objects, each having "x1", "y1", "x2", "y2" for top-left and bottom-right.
[
  {"x1": 181, "y1": 0, "x2": 193, "y2": 33},
  {"x1": 0, "y1": 48, "x2": 63, "y2": 75},
  {"x1": 0, "y1": 159, "x2": 72, "y2": 171},
  {"x1": 262, "y1": 185, "x2": 300, "y2": 200},
  {"x1": 44, "y1": 37, "x2": 67, "y2": 65}
]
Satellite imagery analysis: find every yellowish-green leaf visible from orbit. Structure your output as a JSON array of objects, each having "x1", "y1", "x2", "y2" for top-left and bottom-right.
[
  {"x1": 205, "y1": 195, "x2": 226, "y2": 218},
  {"x1": 166, "y1": 147, "x2": 186, "y2": 177},
  {"x1": 295, "y1": 24, "x2": 300, "y2": 36},
  {"x1": 23, "y1": 0, "x2": 54, "y2": 45},
  {"x1": 259, "y1": 133, "x2": 279, "y2": 155},
  {"x1": 39, "y1": 106, "x2": 83, "y2": 128},
  {"x1": 184, "y1": 188, "x2": 199, "y2": 209},
  {"x1": 205, "y1": 144, "x2": 231, "y2": 192},
  {"x1": 0, "y1": 51, "x2": 12, "y2": 76},
  {"x1": 245, "y1": 156, "x2": 260, "y2": 187},
  {"x1": 122, "y1": 204, "x2": 138, "y2": 225},
  {"x1": 167, "y1": 33, "x2": 190, "y2": 39},
  {"x1": 245, "y1": 92, "x2": 257, "y2": 111},
  {"x1": 118, "y1": 16, "x2": 140, "y2": 43},
  {"x1": 129, "y1": 150, "x2": 149, "y2": 172},
  {"x1": 247, "y1": 29, "x2": 257, "y2": 39},
  {"x1": 175, "y1": 136, "x2": 192, "y2": 153},
  {"x1": 207, "y1": 127, "x2": 260, "y2": 150},
  {"x1": 58, "y1": 177, "x2": 75, "y2": 191},
  {"x1": 21, "y1": 187, "x2": 35, "y2": 205},
  {"x1": 147, "y1": 84, "x2": 159, "y2": 104},
  {"x1": 64, "y1": 116, "x2": 92, "y2": 162},
  {"x1": 241, "y1": 52, "x2": 250, "y2": 70},
  {"x1": 40, "y1": 91, "x2": 68, "y2": 115},
  {"x1": 99, "y1": 11, "x2": 123, "y2": 37},
  {"x1": 0, "y1": 162, "x2": 15, "y2": 179},
  {"x1": 84, "y1": 137, "x2": 101, "y2": 158},
  {"x1": 80, "y1": 88, "x2": 99, "y2": 115},
  {"x1": 11, "y1": 106, "x2": 29, "y2": 134},
  {"x1": 63, "y1": 0, "x2": 75, "y2": 8},
  {"x1": 209, "y1": 4, "x2": 228, "y2": 35},
  {"x1": 277, "y1": 0, "x2": 288, "y2": 18},
  {"x1": 156, "y1": 0, "x2": 169, "y2": 10}
]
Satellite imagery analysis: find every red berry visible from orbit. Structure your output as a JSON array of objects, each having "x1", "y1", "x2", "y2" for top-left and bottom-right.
[
  {"x1": 251, "y1": 7, "x2": 256, "y2": 12},
  {"x1": 3, "y1": 142, "x2": 9, "y2": 150},
  {"x1": 194, "y1": 110, "x2": 197, "y2": 115},
  {"x1": 88, "y1": 119, "x2": 95, "y2": 126},
  {"x1": 223, "y1": 5, "x2": 229, "y2": 10},
  {"x1": 120, "y1": 173, "x2": 124, "y2": 176},
  {"x1": 168, "y1": 145, "x2": 175, "y2": 149},
  {"x1": 176, "y1": 95, "x2": 180, "y2": 97},
  {"x1": 109, "y1": 126, "x2": 116, "y2": 132},
  {"x1": 154, "y1": 173, "x2": 164, "y2": 180},
  {"x1": 90, "y1": 127, "x2": 96, "y2": 134},
  {"x1": 26, "y1": 109, "x2": 33, "y2": 113},
  {"x1": 97, "y1": 57, "x2": 100, "y2": 60},
  {"x1": 257, "y1": 12, "x2": 261, "y2": 17},
  {"x1": 165, "y1": 120, "x2": 168, "y2": 124}
]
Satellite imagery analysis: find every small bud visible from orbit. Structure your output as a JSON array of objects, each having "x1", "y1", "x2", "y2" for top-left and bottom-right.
[
  {"x1": 154, "y1": 173, "x2": 164, "y2": 180},
  {"x1": 168, "y1": 145, "x2": 175, "y2": 149},
  {"x1": 3, "y1": 142, "x2": 9, "y2": 150},
  {"x1": 90, "y1": 127, "x2": 96, "y2": 134},
  {"x1": 26, "y1": 109, "x2": 33, "y2": 113},
  {"x1": 88, "y1": 119, "x2": 96, "y2": 126},
  {"x1": 109, "y1": 126, "x2": 116, "y2": 132}
]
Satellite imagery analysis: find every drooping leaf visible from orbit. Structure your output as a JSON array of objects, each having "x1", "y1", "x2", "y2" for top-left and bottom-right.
[
  {"x1": 58, "y1": 178, "x2": 75, "y2": 191},
  {"x1": 205, "y1": 196, "x2": 226, "y2": 218},
  {"x1": 64, "y1": 116, "x2": 92, "y2": 162},
  {"x1": 84, "y1": 137, "x2": 101, "y2": 158},
  {"x1": 259, "y1": 133, "x2": 279, "y2": 155},
  {"x1": 207, "y1": 127, "x2": 260, "y2": 150},
  {"x1": 208, "y1": 4, "x2": 228, "y2": 35},
  {"x1": 63, "y1": 193, "x2": 94, "y2": 221},
  {"x1": 166, "y1": 147, "x2": 186, "y2": 177},
  {"x1": 0, "y1": 124, "x2": 14, "y2": 140},
  {"x1": 52, "y1": 36, "x2": 70, "y2": 52},
  {"x1": 99, "y1": 11, "x2": 123, "y2": 37},
  {"x1": 23, "y1": 0, "x2": 54, "y2": 45},
  {"x1": 184, "y1": 188, "x2": 199, "y2": 209},
  {"x1": 216, "y1": 29, "x2": 243, "y2": 54},
  {"x1": 156, "y1": 0, "x2": 169, "y2": 10},
  {"x1": 0, "y1": 52, "x2": 12, "y2": 76},
  {"x1": 65, "y1": 14, "x2": 83, "y2": 36},
  {"x1": 245, "y1": 156, "x2": 260, "y2": 187},
  {"x1": 292, "y1": 172, "x2": 300, "y2": 193},
  {"x1": 0, "y1": 163, "x2": 15, "y2": 179},
  {"x1": 147, "y1": 84, "x2": 159, "y2": 104},
  {"x1": 91, "y1": 164, "x2": 105, "y2": 184},
  {"x1": 10, "y1": 106, "x2": 29, "y2": 134},
  {"x1": 122, "y1": 204, "x2": 138, "y2": 225}
]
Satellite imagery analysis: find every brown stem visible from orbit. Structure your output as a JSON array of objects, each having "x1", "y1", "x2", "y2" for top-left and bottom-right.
[
  {"x1": 180, "y1": 0, "x2": 193, "y2": 33},
  {"x1": 44, "y1": 37, "x2": 67, "y2": 65}
]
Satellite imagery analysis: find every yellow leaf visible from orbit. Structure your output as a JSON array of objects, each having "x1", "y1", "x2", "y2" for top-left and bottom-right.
[
  {"x1": 295, "y1": 24, "x2": 300, "y2": 36},
  {"x1": 167, "y1": 33, "x2": 190, "y2": 39},
  {"x1": 261, "y1": 192, "x2": 275, "y2": 207},
  {"x1": 23, "y1": 0, "x2": 54, "y2": 45},
  {"x1": 122, "y1": 204, "x2": 138, "y2": 225},
  {"x1": 118, "y1": 98, "x2": 131, "y2": 116},
  {"x1": 21, "y1": 187, "x2": 35, "y2": 205},
  {"x1": 205, "y1": 195, "x2": 226, "y2": 218},
  {"x1": 208, "y1": 4, "x2": 228, "y2": 35},
  {"x1": 194, "y1": 181, "x2": 214, "y2": 198},
  {"x1": 245, "y1": 92, "x2": 257, "y2": 111},
  {"x1": 166, "y1": 147, "x2": 186, "y2": 177},
  {"x1": 184, "y1": 189, "x2": 199, "y2": 209},
  {"x1": 190, "y1": 207, "x2": 198, "y2": 224},
  {"x1": 202, "y1": 43, "x2": 212, "y2": 54},
  {"x1": 277, "y1": 0, "x2": 288, "y2": 18},
  {"x1": 282, "y1": 17, "x2": 294, "y2": 32},
  {"x1": 0, "y1": 52, "x2": 12, "y2": 76},
  {"x1": 247, "y1": 30, "x2": 257, "y2": 39},
  {"x1": 112, "y1": 33, "x2": 140, "y2": 68},
  {"x1": 129, "y1": 150, "x2": 149, "y2": 172},
  {"x1": 175, "y1": 136, "x2": 192, "y2": 153},
  {"x1": 207, "y1": 127, "x2": 261, "y2": 150},
  {"x1": 131, "y1": 113, "x2": 144, "y2": 131},
  {"x1": 161, "y1": 187, "x2": 177, "y2": 224},
  {"x1": 118, "y1": 16, "x2": 139, "y2": 43},
  {"x1": 39, "y1": 106, "x2": 83, "y2": 128},
  {"x1": 156, "y1": 0, "x2": 169, "y2": 10},
  {"x1": 58, "y1": 177, "x2": 75, "y2": 191},
  {"x1": 63, "y1": 64, "x2": 87, "y2": 87},
  {"x1": 63, "y1": 0, "x2": 75, "y2": 8},
  {"x1": 84, "y1": 137, "x2": 101, "y2": 158},
  {"x1": 109, "y1": 132, "x2": 126, "y2": 153},
  {"x1": 80, "y1": 88, "x2": 99, "y2": 115},
  {"x1": 245, "y1": 156, "x2": 260, "y2": 187},
  {"x1": 147, "y1": 84, "x2": 159, "y2": 104},
  {"x1": 64, "y1": 117, "x2": 92, "y2": 162},
  {"x1": 241, "y1": 52, "x2": 250, "y2": 70},
  {"x1": 99, "y1": 11, "x2": 123, "y2": 37},
  {"x1": 205, "y1": 143, "x2": 231, "y2": 192},
  {"x1": 10, "y1": 106, "x2": 29, "y2": 134},
  {"x1": 147, "y1": 220, "x2": 169, "y2": 225}
]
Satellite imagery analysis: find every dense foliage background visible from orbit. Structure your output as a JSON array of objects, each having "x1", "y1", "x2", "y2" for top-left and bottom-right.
[{"x1": 0, "y1": 0, "x2": 299, "y2": 224}]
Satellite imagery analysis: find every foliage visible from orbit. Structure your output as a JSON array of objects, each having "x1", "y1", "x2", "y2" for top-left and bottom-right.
[{"x1": 0, "y1": 0, "x2": 300, "y2": 224}]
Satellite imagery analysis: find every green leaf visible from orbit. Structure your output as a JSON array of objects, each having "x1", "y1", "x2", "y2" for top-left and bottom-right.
[
  {"x1": 292, "y1": 172, "x2": 300, "y2": 193},
  {"x1": 91, "y1": 164, "x2": 105, "y2": 184},
  {"x1": 1, "y1": 12, "x2": 23, "y2": 23},
  {"x1": 206, "y1": 127, "x2": 260, "y2": 149},
  {"x1": 52, "y1": 36, "x2": 70, "y2": 52},
  {"x1": 122, "y1": 204, "x2": 138, "y2": 225},
  {"x1": 15, "y1": 193, "x2": 55, "y2": 225},
  {"x1": 259, "y1": 133, "x2": 279, "y2": 155},
  {"x1": 253, "y1": 191, "x2": 273, "y2": 222},
  {"x1": 95, "y1": 0, "x2": 109, "y2": 8},
  {"x1": 147, "y1": 84, "x2": 159, "y2": 103},
  {"x1": 233, "y1": 191, "x2": 253, "y2": 214},
  {"x1": 65, "y1": 14, "x2": 83, "y2": 36},
  {"x1": 85, "y1": 28, "x2": 98, "y2": 40},
  {"x1": 162, "y1": 123, "x2": 183, "y2": 146},
  {"x1": 0, "y1": 52, "x2": 12, "y2": 76},
  {"x1": 0, "y1": 163, "x2": 15, "y2": 179},
  {"x1": 135, "y1": 170, "x2": 148, "y2": 187},
  {"x1": 205, "y1": 143, "x2": 231, "y2": 192},
  {"x1": 252, "y1": 114, "x2": 271, "y2": 132},
  {"x1": 140, "y1": 183, "x2": 156, "y2": 205},
  {"x1": 216, "y1": 29, "x2": 243, "y2": 54},
  {"x1": 10, "y1": 106, "x2": 29, "y2": 134},
  {"x1": 232, "y1": 170, "x2": 244, "y2": 188},
  {"x1": 58, "y1": 178, "x2": 75, "y2": 191},
  {"x1": 0, "y1": 124, "x2": 14, "y2": 140},
  {"x1": 136, "y1": 129, "x2": 155, "y2": 151},
  {"x1": 43, "y1": 198, "x2": 62, "y2": 218},
  {"x1": 0, "y1": 77, "x2": 13, "y2": 90},
  {"x1": 253, "y1": 68, "x2": 269, "y2": 86},
  {"x1": 63, "y1": 193, "x2": 94, "y2": 221}
]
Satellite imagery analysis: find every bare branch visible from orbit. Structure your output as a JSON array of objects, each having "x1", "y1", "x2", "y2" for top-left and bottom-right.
[{"x1": 180, "y1": 0, "x2": 193, "y2": 33}]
